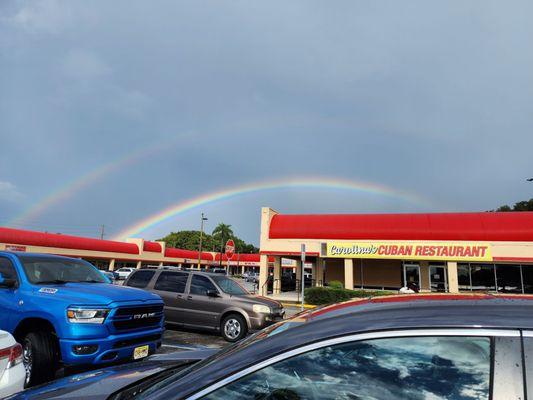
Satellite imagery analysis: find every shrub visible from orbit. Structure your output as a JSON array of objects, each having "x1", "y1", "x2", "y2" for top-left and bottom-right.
[
  {"x1": 328, "y1": 280, "x2": 344, "y2": 289},
  {"x1": 304, "y1": 286, "x2": 394, "y2": 306}
]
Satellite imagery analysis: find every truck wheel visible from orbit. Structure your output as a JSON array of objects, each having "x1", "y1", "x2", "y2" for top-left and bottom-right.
[
  {"x1": 221, "y1": 314, "x2": 247, "y2": 342},
  {"x1": 23, "y1": 332, "x2": 58, "y2": 387}
]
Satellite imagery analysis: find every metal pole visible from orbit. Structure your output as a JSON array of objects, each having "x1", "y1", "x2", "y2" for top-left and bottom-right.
[
  {"x1": 520, "y1": 265, "x2": 525, "y2": 294},
  {"x1": 219, "y1": 235, "x2": 224, "y2": 268},
  {"x1": 198, "y1": 213, "x2": 205, "y2": 269},
  {"x1": 360, "y1": 258, "x2": 364, "y2": 289},
  {"x1": 301, "y1": 244, "x2": 306, "y2": 311}
]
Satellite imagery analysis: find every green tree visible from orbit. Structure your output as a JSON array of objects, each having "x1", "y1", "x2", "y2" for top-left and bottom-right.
[
  {"x1": 212, "y1": 223, "x2": 234, "y2": 252},
  {"x1": 495, "y1": 198, "x2": 533, "y2": 212},
  {"x1": 157, "y1": 223, "x2": 258, "y2": 253}
]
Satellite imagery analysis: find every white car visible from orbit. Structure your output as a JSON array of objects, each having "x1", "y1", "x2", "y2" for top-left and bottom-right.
[
  {"x1": 115, "y1": 267, "x2": 135, "y2": 280},
  {"x1": 0, "y1": 330, "x2": 25, "y2": 397}
]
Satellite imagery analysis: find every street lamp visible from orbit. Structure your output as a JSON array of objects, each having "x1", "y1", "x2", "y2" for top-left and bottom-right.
[{"x1": 197, "y1": 213, "x2": 208, "y2": 269}]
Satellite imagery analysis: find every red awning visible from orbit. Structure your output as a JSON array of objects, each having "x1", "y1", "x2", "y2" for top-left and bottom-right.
[
  {"x1": 269, "y1": 212, "x2": 533, "y2": 242},
  {"x1": 0, "y1": 227, "x2": 139, "y2": 254}
]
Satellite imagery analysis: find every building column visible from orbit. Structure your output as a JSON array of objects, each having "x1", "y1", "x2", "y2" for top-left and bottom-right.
[
  {"x1": 241, "y1": 265, "x2": 245, "y2": 275},
  {"x1": 136, "y1": 261, "x2": 142, "y2": 269},
  {"x1": 447, "y1": 261, "x2": 459, "y2": 293},
  {"x1": 311, "y1": 262, "x2": 317, "y2": 286},
  {"x1": 259, "y1": 254, "x2": 269, "y2": 295},
  {"x1": 159, "y1": 262, "x2": 164, "y2": 267},
  {"x1": 273, "y1": 257, "x2": 282, "y2": 294},
  {"x1": 344, "y1": 259, "x2": 354, "y2": 290},
  {"x1": 109, "y1": 259, "x2": 116, "y2": 271},
  {"x1": 419, "y1": 261, "x2": 430, "y2": 292}
]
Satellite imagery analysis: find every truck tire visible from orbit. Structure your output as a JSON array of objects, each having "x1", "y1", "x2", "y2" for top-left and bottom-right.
[
  {"x1": 23, "y1": 331, "x2": 58, "y2": 387},
  {"x1": 221, "y1": 314, "x2": 247, "y2": 342}
]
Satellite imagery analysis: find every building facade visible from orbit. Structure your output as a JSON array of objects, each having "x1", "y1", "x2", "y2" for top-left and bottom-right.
[{"x1": 259, "y1": 208, "x2": 533, "y2": 294}]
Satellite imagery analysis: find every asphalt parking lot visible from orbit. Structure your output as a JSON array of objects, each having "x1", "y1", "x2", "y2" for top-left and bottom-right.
[
  {"x1": 160, "y1": 304, "x2": 302, "y2": 353},
  {"x1": 114, "y1": 277, "x2": 303, "y2": 353}
]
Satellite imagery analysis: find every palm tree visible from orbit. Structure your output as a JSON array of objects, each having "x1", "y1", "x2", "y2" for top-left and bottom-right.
[{"x1": 212, "y1": 223, "x2": 234, "y2": 243}]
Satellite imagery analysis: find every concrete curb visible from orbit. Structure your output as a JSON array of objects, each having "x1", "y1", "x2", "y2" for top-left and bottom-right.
[{"x1": 280, "y1": 302, "x2": 317, "y2": 309}]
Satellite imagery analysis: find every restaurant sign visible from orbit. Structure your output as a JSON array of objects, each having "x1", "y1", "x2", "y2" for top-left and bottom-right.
[{"x1": 325, "y1": 242, "x2": 492, "y2": 261}]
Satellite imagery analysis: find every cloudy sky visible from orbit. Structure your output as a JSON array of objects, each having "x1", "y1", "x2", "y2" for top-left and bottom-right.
[{"x1": 1, "y1": 0, "x2": 532, "y2": 244}]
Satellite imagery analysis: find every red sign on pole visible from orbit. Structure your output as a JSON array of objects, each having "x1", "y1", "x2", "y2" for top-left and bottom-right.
[{"x1": 225, "y1": 239, "x2": 235, "y2": 260}]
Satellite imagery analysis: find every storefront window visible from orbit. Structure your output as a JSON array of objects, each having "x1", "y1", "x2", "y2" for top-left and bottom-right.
[
  {"x1": 458, "y1": 264, "x2": 471, "y2": 291},
  {"x1": 470, "y1": 264, "x2": 496, "y2": 291},
  {"x1": 495, "y1": 265, "x2": 522, "y2": 293},
  {"x1": 522, "y1": 266, "x2": 533, "y2": 294}
]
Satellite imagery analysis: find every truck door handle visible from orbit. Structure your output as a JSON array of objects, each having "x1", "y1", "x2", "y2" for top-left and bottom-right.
[
  {"x1": 187, "y1": 296, "x2": 193, "y2": 300},
  {"x1": 177, "y1": 294, "x2": 183, "y2": 298}
]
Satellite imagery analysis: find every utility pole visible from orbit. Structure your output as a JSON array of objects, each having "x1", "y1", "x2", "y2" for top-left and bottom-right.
[
  {"x1": 197, "y1": 213, "x2": 207, "y2": 269},
  {"x1": 219, "y1": 234, "x2": 224, "y2": 268},
  {"x1": 99, "y1": 224, "x2": 105, "y2": 240}
]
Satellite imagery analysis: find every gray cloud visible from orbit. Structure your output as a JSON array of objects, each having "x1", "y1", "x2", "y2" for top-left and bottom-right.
[{"x1": 0, "y1": 181, "x2": 24, "y2": 202}]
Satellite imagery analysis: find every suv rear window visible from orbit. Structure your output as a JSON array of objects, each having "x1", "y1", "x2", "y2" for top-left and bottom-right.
[
  {"x1": 126, "y1": 270, "x2": 155, "y2": 288},
  {"x1": 154, "y1": 271, "x2": 189, "y2": 293}
]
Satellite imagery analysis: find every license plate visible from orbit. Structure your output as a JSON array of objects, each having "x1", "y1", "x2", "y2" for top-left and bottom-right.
[{"x1": 133, "y1": 345, "x2": 149, "y2": 360}]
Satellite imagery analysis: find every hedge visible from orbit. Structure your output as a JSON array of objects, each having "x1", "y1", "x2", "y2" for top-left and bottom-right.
[{"x1": 304, "y1": 286, "x2": 394, "y2": 305}]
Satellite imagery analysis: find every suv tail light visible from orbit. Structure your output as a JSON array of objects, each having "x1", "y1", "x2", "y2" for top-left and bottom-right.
[{"x1": 0, "y1": 343, "x2": 23, "y2": 369}]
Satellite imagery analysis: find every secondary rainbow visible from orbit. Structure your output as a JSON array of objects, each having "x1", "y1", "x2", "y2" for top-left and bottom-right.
[
  {"x1": 114, "y1": 176, "x2": 430, "y2": 240},
  {"x1": 10, "y1": 135, "x2": 184, "y2": 226}
]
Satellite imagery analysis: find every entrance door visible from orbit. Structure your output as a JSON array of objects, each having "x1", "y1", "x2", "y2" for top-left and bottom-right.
[
  {"x1": 403, "y1": 264, "x2": 420, "y2": 292},
  {"x1": 429, "y1": 265, "x2": 448, "y2": 292}
]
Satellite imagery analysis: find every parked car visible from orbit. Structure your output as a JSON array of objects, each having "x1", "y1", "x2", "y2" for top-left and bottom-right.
[
  {"x1": 0, "y1": 330, "x2": 24, "y2": 398},
  {"x1": 13, "y1": 293, "x2": 533, "y2": 399},
  {"x1": 0, "y1": 252, "x2": 165, "y2": 387},
  {"x1": 114, "y1": 267, "x2": 135, "y2": 280},
  {"x1": 211, "y1": 268, "x2": 226, "y2": 274},
  {"x1": 124, "y1": 269, "x2": 284, "y2": 342},
  {"x1": 101, "y1": 271, "x2": 118, "y2": 283},
  {"x1": 245, "y1": 272, "x2": 258, "y2": 283}
]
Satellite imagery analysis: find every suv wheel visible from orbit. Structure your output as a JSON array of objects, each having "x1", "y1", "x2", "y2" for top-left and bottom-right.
[
  {"x1": 221, "y1": 314, "x2": 247, "y2": 342},
  {"x1": 23, "y1": 332, "x2": 58, "y2": 387}
]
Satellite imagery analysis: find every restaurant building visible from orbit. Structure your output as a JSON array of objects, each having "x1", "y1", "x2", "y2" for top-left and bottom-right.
[{"x1": 258, "y1": 208, "x2": 533, "y2": 294}]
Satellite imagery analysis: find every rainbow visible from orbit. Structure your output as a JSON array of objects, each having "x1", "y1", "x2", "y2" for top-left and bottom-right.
[
  {"x1": 113, "y1": 176, "x2": 430, "y2": 240},
  {"x1": 10, "y1": 135, "x2": 185, "y2": 226}
]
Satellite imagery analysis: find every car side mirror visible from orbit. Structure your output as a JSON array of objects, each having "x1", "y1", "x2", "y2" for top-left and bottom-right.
[{"x1": 206, "y1": 289, "x2": 219, "y2": 297}]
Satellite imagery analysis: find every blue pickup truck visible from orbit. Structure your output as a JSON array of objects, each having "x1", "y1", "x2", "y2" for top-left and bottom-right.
[{"x1": 0, "y1": 252, "x2": 165, "y2": 387}]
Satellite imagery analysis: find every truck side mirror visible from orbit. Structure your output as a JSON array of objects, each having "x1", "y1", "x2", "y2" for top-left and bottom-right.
[
  {"x1": 0, "y1": 273, "x2": 16, "y2": 288},
  {"x1": 206, "y1": 289, "x2": 219, "y2": 297}
]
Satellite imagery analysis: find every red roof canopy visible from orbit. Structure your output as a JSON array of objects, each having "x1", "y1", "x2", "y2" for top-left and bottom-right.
[
  {"x1": 0, "y1": 227, "x2": 139, "y2": 254},
  {"x1": 164, "y1": 247, "x2": 213, "y2": 261},
  {"x1": 143, "y1": 241, "x2": 162, "y2": 253},
  {"x1": 269, "y1": 212, "x2": 533, "y2": 242}
]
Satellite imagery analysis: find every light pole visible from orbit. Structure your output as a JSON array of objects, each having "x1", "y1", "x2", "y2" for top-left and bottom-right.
[{"x1": 197, "y1": 213, "x2": 208, "y2": 269}]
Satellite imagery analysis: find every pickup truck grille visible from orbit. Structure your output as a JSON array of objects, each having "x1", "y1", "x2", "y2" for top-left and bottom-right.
[{"x1": 111, "y1": 304, "x2": 164, "y2": 331}]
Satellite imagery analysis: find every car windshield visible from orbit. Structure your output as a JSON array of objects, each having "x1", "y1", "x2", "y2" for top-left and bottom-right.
[
  {"x1": 19, "y1": 256, "x2": 107, "y2": 284},
  {"x1": 212, "y1": 276, "x2": 248, "y2": 295}
]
